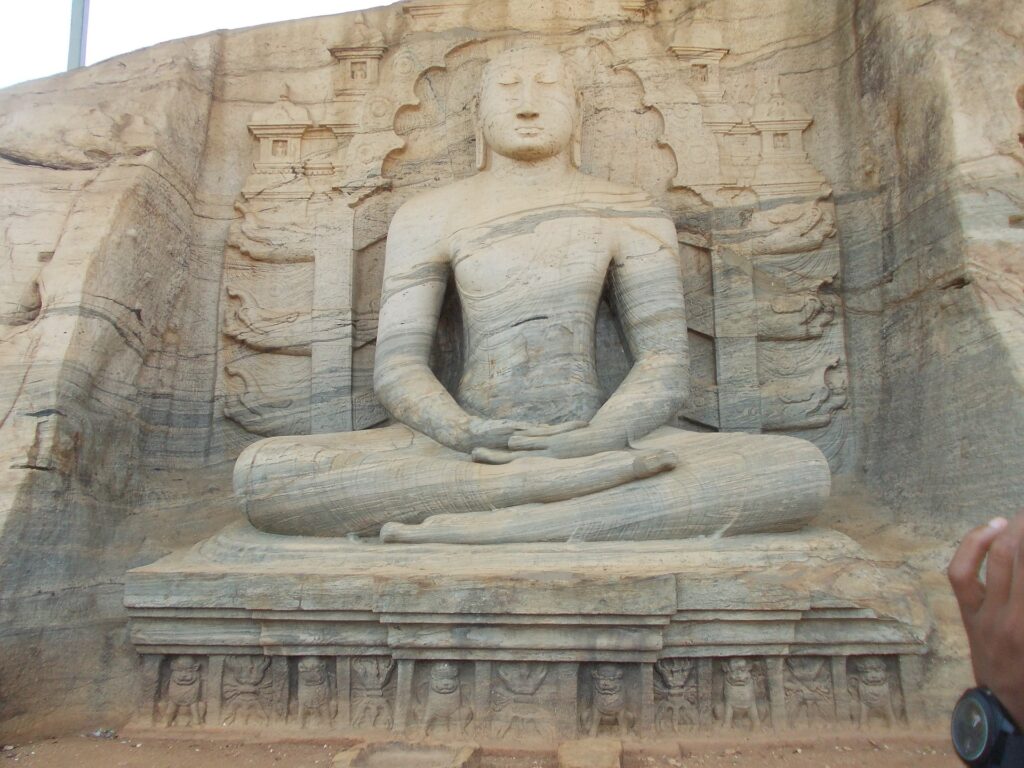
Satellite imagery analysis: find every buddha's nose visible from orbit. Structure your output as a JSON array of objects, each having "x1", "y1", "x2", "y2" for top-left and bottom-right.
[{"x1": 516, "y1": 82, "x2": 539, "y2": 119}]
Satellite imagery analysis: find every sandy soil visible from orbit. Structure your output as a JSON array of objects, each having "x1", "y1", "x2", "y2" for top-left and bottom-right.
[{"x1": 0, "y1": 731, "x2": 959, "y2": 767}]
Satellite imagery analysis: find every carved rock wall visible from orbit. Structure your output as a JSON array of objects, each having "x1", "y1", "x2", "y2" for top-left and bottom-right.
[{"x1": 0, "y1": 0, "x2": 1020, "y2": 739}]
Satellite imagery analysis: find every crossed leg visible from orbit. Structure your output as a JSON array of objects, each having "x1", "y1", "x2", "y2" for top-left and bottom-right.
[
  {"x1": 379, "y1": 427, "x2": 831, "y2": 543},
  {"x1": 234, "y1": 424, "x2": 676, "y2": 537}
]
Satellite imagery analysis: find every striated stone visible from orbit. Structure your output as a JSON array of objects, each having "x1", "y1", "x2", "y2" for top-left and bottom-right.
[{"x1": 0, "y1": 0, "x2": 1020, "y2": 743}]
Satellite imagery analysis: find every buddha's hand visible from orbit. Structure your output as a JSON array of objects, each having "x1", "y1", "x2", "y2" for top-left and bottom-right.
[
  {"x1": 471, "y1": 422, "x2": 621, "y2": 463},
  {"x1": 457, "y1": 416, "x2": 537, "y2": 452}
]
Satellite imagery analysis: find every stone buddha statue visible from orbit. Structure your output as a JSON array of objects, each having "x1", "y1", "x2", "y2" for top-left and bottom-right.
[{"x1": 233, "y1": 47, "x2": 830, "y2": 544}]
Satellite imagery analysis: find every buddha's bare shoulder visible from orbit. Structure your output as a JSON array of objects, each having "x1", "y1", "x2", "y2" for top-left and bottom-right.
[
  {"x1": 396, "y1": 176, "x2": 479, "y2": 213},
  {"x1": 573, "y1": 173, "x2": 667, "y2": 213}
]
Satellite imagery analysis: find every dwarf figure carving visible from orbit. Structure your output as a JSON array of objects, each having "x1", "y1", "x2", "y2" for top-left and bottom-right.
[
  {"x1": 654, "y1": 658, "x2": 698, "y2": 733},
  {"x1": 717, "y1": 658, "x2": 764, "y2": 730},
  {"x1": 492, "y1": 662, "x2": 551, "y2": 738},
  {"x1": 163, "y1": 655, "x2": 205, "y2": 727},
  {"x1": 420, "y1": 662, "x2": 473, "y2": 737},
  {"x1": 583, "y1": 664, "x2": 635, "y2": 737},
  {"x1": 222, "y1": 655, "x2": 273, "y2": 726},
  {"x1": 849, "y1": 656, "x2": 898, "y2": 728},
  {"x1": 296, "y1": 657, "x2": 335, "y2": 728},
  {"x1": 352, "y1": 656, "x2": 395, "y2": 730},
  {"x1": 784, "y1": 657, "x2": 833, "y2": 726}
]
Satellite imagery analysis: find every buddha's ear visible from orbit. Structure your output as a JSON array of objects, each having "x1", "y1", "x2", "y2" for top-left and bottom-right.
[
  {"x1": 472, "y1": 96, "x2": 489, "y2": 171},
  {"x1": 571, "y1": 89, "x2": 583, "y2": 169}
]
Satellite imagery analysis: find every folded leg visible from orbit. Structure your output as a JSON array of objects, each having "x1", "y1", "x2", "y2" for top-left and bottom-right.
[
  {"x1": 235, "y1": 424, "x2": 677, "y2": 536},
  {"x1": 380, "y1": 427, "x2": 830, "y2": 543}
]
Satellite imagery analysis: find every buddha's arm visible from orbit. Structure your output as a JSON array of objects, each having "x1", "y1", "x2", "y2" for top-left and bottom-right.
[
  {"x1": 507, "y1": 214, "x2": 687, "y2": 459},
  {"x1": 373, "y1": 198, "x2": 527, "y2": 453}
]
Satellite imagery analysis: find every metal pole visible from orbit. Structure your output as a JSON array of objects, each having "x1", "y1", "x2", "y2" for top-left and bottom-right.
[{"x1": 68, "y1": 0, "x2": 90, "y2": 70}]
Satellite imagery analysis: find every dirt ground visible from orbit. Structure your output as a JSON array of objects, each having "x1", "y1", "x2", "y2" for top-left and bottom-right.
[{"x1": 0, "y1": 730, "x2": 959, "y2": 767}]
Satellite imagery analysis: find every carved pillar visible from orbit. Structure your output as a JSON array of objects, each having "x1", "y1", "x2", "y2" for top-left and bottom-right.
[
  {"x1": 137, "y1": 654, "x2": 162, "y2": 725},
  {"x1": 899, "y1": 654, "x2": 926, "y2": 723},
  {"x1": 557, "y1": 663, "x2": 579, "y2": 737},
  {"x1": 394, "y1": 659, "x2": 416, "y2": 733},
  {"x1": 638, "y1": 662, "x2": 656, "y2": 735},
  {"x1": 472, "y1": 661, "x2": 492, "y2": 737},
  {"x1": 336, "y1": 656, "x2": 352, "y2": 727},
  {"x1": 271, "y1": 656, "x2": 289, "y2": 722},
  {"x1": 697, "y1": 658, "x2": 715, "y2": 728},
  {"x1": 711, "y1": 246, "x2": 762, "y2": 431},
  {"x1": 766, "y1": 657, "x2": 787, "y2": 729},
  {"x1": 206, "y1": 655, "x2": 225, "y2": 726},
  {"x1": 311, "y1": 197, "x2": 354, "y2": 432},
  {"x1": 831, "y1": 656, "x2": 850, "y2": 725}
]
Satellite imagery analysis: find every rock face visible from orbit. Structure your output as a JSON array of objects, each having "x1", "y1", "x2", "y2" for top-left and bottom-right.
[{"x1": 0, "y1": 0, "x2": 1020, "y2": 740}]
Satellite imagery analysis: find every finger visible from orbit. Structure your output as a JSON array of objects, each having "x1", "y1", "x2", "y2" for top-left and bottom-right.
[
  {"x1": 516, "y1": 421, "x2": 589, "y2": 437},
  {"x1": 1013, "y1": 512, "x2": 1024, "y2": 601},
  {"x1": 471, "y1": 447, "x2": 522, "y2": 464},
  {"x1": 487, "y1": 420, "x2": 536, "y2": 435},
  {"x1": 948, "y1": 518, "x2": 1008, "y2": 616},
  {"x1": 507, "y1": 434, "x2": 553, "y2": 450},
  {"x1": 985, "y1": 514, "x2": 1024, "y2": 608}
]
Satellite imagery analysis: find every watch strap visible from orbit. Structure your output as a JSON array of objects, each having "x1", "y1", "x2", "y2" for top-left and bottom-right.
[{"x1": 999, "y1": 731, "x2": 1024, "y2": 767}]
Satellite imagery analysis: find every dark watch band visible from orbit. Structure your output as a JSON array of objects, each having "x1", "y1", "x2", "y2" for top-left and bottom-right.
[{"x1": 1001, "y1": 733, "x2": 1024, "y2": 767}]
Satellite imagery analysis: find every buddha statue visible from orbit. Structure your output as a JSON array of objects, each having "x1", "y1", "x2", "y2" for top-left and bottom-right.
[{"x1": 232, "y1": 47, "x2": 830, "y2": 544}]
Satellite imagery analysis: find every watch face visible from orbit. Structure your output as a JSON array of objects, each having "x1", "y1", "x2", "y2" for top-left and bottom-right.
[{"x1": 952, "y1": 694, "x2": 991, "y2": 762}]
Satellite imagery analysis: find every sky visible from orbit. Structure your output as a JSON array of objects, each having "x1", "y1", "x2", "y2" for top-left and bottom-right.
[{"x1": 0, "y1": 0, "x2": 379, "y2": 90}]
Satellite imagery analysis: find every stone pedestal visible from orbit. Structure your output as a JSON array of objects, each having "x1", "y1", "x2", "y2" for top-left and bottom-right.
[{"x1": 124, "y1": 524, "x2": 928, "y2": 740}]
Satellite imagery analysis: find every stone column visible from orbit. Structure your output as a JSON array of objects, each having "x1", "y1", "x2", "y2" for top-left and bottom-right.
[
  {"x1": 766, "y1": 657, "x2": 787, "y2": 729},
  {"x1": 206, "y1": 655, "x2": 225, "y2": 726},
  {"x1": 711, "y1": 246, "x2": 762, "y2": 431},
  {"x1": 394, "y1": 659, "x2": 416, "y2": 733},
  {"x1": 831, "y1": 656, "x2": 850, "y2": 724},
  {"x1": 336, "y1": 656, "x2": 352, "y2": 727}
]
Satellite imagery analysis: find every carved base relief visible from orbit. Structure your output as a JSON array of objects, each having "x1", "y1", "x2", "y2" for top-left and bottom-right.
[{"x1": 135, "y1": 652, "x2": 918, "y2": 738}]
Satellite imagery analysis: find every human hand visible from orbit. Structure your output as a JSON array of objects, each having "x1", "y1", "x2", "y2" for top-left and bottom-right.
[{"x1": 947, "y1": 513, "x2": 1024, "y2": 728}]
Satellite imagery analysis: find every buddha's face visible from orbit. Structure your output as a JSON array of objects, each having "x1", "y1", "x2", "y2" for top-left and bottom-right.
[{"x1": 478, "y1": 49, "x2": 577, "y2": 162}]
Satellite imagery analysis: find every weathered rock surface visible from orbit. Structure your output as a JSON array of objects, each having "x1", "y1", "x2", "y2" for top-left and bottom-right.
[{"x1": 0, "y1": 0, "x2": 1020, "y2": 740}]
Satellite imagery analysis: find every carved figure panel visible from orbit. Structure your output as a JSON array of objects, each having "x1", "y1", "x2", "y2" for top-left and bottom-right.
[
  {"x1": 654, "y1": 658, "x2": 699, "y2": 733},
  {"x1": 351, "y1": 656, "x2": 396, "y2": 730},
  {"x1": 222, "y1": 655, "x2": 274, "y2": 727},
  {"x1": 489, "y1": 662, "x2": 556, "y2": 739},
  {"x1": 294, "y1": 656, "x2": 337, "y2": 728},
  {"x1": 579, "y1": 663, "x2": 637, "y2": 737},
  {"x1": 412, "y1": 661, "x2": 474, "y2": 737},
  {"x1": 847, "y1": 656, "x2": 904, "y2": 728},
  {"x1": 158, "y1": 655, "x2": 207, "y2": 728},
  {"x1": 714, "y1": 658, "x2": 769, "y2": 730},
  {"x1": 784, "y1": 657, "x2": 834, "y2": 726}
]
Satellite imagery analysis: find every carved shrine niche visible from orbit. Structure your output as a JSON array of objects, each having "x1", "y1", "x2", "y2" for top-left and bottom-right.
[{"x1": 216, "y1": 18, "x2": 850, "y2": 468}]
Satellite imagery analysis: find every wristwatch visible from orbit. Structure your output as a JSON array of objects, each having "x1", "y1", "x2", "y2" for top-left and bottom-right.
[{"x1": 952, "y1": 688, "x2": 1024, "y2": 767}]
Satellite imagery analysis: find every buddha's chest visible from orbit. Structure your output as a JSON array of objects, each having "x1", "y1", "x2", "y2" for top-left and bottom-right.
[{"x1": 449, "y1": 213, "x2": 611, "y2": 308}]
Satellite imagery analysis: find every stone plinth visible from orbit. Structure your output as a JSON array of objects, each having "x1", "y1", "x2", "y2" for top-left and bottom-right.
[{"x1": 124, "y1": 524, "x2": 928, "y2": 739}]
